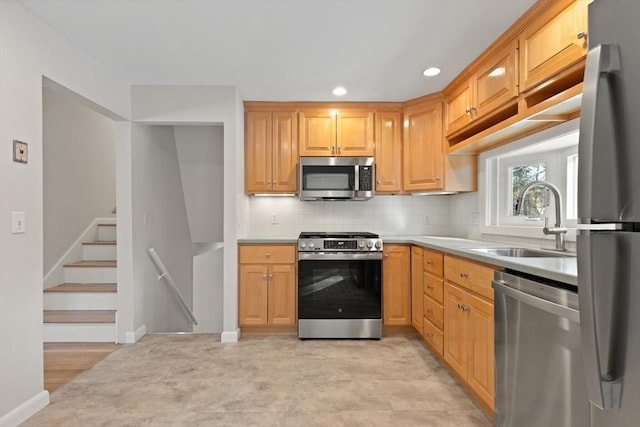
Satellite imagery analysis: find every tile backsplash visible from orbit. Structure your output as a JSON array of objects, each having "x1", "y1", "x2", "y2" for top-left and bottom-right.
[{"x1": 247, "y1": 195, "x2": 451, "y2": 237}]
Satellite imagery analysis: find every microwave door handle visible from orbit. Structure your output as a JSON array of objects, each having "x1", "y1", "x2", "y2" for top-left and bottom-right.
[
  {"x1": 354, "y1": 164, "x2": 359, "y2": 191},
  {"x1": 578, "y1": 44, "x2": 621, "y2": 223}
]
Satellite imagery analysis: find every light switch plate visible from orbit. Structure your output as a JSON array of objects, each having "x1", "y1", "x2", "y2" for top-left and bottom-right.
[
  {"x1": 13, "y1": 140, "x2": 28, "y2": 163},
  {"x1": 12, "y1": 212, "x2": 26, "y2": 234}
]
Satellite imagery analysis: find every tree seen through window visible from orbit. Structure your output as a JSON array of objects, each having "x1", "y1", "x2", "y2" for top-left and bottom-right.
[{"x1": 511, "y1": 163, "x2": 547, "y2": 218}]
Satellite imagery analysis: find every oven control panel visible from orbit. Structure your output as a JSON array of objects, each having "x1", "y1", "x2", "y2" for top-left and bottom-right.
[{"x1": 298, "y1": 238, "x2": 383, "y2": 252}]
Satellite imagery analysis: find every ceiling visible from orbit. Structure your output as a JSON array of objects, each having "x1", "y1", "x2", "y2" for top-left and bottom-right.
[{"x1": 18, "y1": 0, "x2": 536, "y2": 102}]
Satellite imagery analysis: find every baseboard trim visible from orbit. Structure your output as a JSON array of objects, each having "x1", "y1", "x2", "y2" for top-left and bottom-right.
[
  {"x1": 221, "y1": 328, "x2": 240, "y2": 343},
  {"x1": 125, "y1": 324, "x2": 146, "y2": 343},
  {"x1": 0, "y1": 390, "x2": 49, "y2": 427}
]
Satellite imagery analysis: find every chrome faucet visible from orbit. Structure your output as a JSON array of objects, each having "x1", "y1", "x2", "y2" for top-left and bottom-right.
[{"x1": 515, "y1": 181, "x2": 568, "y2": 251}]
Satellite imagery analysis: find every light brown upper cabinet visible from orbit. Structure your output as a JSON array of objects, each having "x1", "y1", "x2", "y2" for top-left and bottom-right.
[
  {"x1": 519, "y1": 0, "x2": 588, "y2": 93},
  {"x1": 403, "y1": 98, "x2": 444, "y2": 192},
  {"x1": 299, "y1": 109, "x2": 374, "y2": 157},
  {"x1": 445, "y1": 39, "x2": 519, "y2": 137},
  {"x1": 245, "y1": 111, "x2": 298, "y2": 194},
  {"x1": 374, "y1": 111, "x2": 403, "y2": 193}
]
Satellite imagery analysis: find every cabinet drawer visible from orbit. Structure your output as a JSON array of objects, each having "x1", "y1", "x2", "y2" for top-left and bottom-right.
[
  {"x1": 423, "y1": 318, "x2": 444, "y2": 356},
  {"x1": 239, "y1": 245, "x2": 296, "y2": 264},
  {"x1": 444, "y1": 255, "x2": 495, "y2": 301},
  {"x1": 423, "y1": 248, "x2": 444, "y2": 277},
  {"x1": 423, "y1": 273, "x2": 444, "y2": 304},
  {"x1": 424, "y1": 295, "x2": 444, "y2": 330}
]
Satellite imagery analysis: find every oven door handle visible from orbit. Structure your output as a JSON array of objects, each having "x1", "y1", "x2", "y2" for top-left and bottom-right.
[{"x1": 298, "y1": 252, "x2": 383, "y2": 261}]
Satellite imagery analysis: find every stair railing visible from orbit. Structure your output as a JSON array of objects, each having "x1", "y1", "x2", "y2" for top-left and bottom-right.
[{"x1": 147, "y1": 248, "x2": 198, "y2": 325}]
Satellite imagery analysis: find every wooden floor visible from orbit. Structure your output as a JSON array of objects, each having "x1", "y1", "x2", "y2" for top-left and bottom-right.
[{"x1": 44, "y1": 342, "x2": 121, "y2": 392}]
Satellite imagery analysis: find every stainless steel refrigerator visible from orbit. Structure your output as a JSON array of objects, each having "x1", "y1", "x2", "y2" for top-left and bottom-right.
[{"x1": 578, "y1": 0, "x2": 640, "y2": 426}]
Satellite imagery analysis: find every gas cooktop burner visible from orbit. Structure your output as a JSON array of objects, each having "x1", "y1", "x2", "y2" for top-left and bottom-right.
[{"x1": 298, "y1": 232, "x2": 379, "y2": 239}]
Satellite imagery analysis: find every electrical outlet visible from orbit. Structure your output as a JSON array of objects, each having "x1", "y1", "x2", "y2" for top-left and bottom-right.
[
  {"x1": 471, "y1": 211, "x2": 479, "y2": 225},
  {"x1": 271, "y1": 213, "x2": 279, "y2": 224},
  {"x1": 12, "y1": 211, "x2": 26, "y2": 234},
  {"x1": 423, "y1": 215, "x2": 430, "y2": 224}
]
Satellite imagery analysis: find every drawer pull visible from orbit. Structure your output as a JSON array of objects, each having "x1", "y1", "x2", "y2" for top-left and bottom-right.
[
  {"x1": 460, "y1": 272, "x2": 468, "y2": 278},
  {"x1": 426, "y1": 259, "x2": 433, "y2": 265},
  {"x1": 427, "y1": 308, "x2": 433, "y2": 314},
  {"x1": 427, "y1": 332, "x2": 434, "y2": 338},
  {"x1": 427, "y1": 284, "x2": 434, "y2": 289}
]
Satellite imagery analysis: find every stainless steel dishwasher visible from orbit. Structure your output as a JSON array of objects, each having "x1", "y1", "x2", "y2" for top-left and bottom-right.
[{"x1": 493, "y1": 270, "x2": 590, "y2": 427}]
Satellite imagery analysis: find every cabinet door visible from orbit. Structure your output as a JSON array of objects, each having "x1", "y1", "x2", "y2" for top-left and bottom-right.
[
  {"x1": 299, "y1": 110, "x2": 336, "y2": 156},
  {"x1": 374, "y1": 112, "x2": 403, "y2": 193},
  {"x1": 383, "y1": 245, "x2": 411, "y2": 325},
  {"x1": 519, "y1": 0, "x2": 588, "y2": 92},
  {"x1": 245, "y1": 112, "x2": 272, "y2": 193},
  {"x1": 467, "y1": 293, "x2": 495, "y2": 410},
  {"x1": 403, "y1": 101, "x2": 444, "y2": 192},
  {"x1": 474, "y1": 39, "x2": 519, "y2": 120},
  {"x1": 239, "y1": 265, "x2": 268, "y2": 325},
  {"x1": 268, "y1": 264, "x2": 296, "y2": 325},
  {"x1": 272, "y1": 112, "x2": 298, "y2": 192},
  {"x1": 444, "y1": 282, "x2": 467, "y2": 378},
  {"x1": 444, "y1": 80, "x2": 474, "y2": 136},
  {"x1": 336, "y1": 110, "x2": 374, "y2": 156},
  {"x1": 410, "y1": 246, "x2": 424, "y2": 333}
]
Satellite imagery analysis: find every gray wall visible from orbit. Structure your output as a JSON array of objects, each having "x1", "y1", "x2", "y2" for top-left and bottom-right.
[
  {"x1": 174, "y1": 125, "x2": 224, "y2": 243},
  {"x1": 43, "y1": 87, "x2": 116, "y2": 273},
  {"x1": 131, "y1": 124, "x2": 193, "y2": 332}
]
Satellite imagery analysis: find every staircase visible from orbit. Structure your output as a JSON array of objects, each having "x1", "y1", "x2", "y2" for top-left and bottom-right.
[{"x1": 43, "y1": 222, "x2": 117, "y2": 342}]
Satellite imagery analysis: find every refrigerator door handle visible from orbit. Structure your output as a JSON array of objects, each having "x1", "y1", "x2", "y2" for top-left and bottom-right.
[
  {"x1": 578, "y1": 44, "x2": 621, "y2": 223},
  {"x1": 578, "y1": 232, "x2": 622, "y2": 410}
]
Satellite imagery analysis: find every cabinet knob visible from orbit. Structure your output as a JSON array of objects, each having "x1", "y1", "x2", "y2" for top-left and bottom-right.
[
  {"x1": 460, "y1": 272, "x2": 468, "y2": 278},
  {"x1": 262, "y1": 274, "x2": 267, "y2": 279},
  {"x1": 265, "y1": 252, "x2": 271, "y2": 258},
  {"x1": 268, "y1": 273, "x2": 273, "y2": 279},
  {"x1": 337, "y1": 146, "x2": 342, "y2": 155},
  {"x1": 577, "y1": 31, "x2": 587, "y2": 40},
  {"x1": 427, "y1": 332, "x2": 433, "y2": 338},
  {"x1": 435, "y1": 177, "x2": 441, "y2": 182},
  {"x1": 383, "y1": 254, "x2": 389, "y2": 259},
  {"x1": 426, "y1": 259, "x2": 433, "y2": 265},
  {"x1": 331, "y1": 146, "x2": 336, "y2": 155},
  {"x1": 376, "y1": 180, "x2": 381, "y2": 185},
  {"x1": 427, "y1": 308, "x2": 433, "y2": 314},
  {"x1": 427, "y1": 284, "x2": 434, "y2": 289}
]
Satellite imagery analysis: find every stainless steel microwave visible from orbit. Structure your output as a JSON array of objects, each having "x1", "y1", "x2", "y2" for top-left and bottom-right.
[{"x1": 299, "y1": 156, "x2": 375, "y2": 201}]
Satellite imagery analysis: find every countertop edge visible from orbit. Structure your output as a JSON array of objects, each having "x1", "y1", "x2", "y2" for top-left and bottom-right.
[{"x1": 238, "y1": 235, "x2": 577, "y2": 286}]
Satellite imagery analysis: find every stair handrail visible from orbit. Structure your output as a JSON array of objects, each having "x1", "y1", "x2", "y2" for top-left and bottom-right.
[{"x1": 147, "y1": 248, "x2": 198, "y2": 326}]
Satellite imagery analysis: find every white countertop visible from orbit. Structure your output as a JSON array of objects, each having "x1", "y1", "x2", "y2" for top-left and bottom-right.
[{"x1": 238, "y1": 235, "x2": 578, "y2": 286}]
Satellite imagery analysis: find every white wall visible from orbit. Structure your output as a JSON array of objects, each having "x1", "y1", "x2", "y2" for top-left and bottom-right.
[
  {"x1": 43, "y1": 87, "x2": 116, "y2": 273},
  {"x1": 131, "y1": 124, "x2": 193, "y2": 333},
  {"x1": 174, "y1": 125, "x2": 224, "y2": 243},
  {"x1": 0, "y1": 2, "x2": 130, "y2": 425},
  {"x1": 131, "y1": 85, "x2": 244, "y2": 342},
  {"x1": 246, "y1": 195, "x2": 451, "y2": 237}
]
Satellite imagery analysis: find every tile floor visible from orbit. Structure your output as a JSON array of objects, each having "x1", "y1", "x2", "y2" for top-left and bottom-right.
[{"x1": 23, "y1": 334, "x2": 492, "y2": 426}]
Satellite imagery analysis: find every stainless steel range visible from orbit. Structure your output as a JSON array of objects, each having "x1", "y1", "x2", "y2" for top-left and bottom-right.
[{"x1": 297, "y1": 232, "x2": 383, "y2": 339}]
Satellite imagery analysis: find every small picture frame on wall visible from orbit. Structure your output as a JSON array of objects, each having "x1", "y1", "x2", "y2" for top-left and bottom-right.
[{"x1": 13, "y1": 140, "x2": 28, "y2": 164}]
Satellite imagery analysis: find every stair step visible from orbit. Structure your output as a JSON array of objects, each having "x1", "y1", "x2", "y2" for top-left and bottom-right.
[
  {"x1": 82, "y1": 242, "x2": 117, "y2": 261},
  {"x1": 43, "y1": 324, "x2": 116, "y2": 343},
  {"x1": 45, "y1": 283, "x2": 117, "y2": 293},
  {"x1": 44, "y1": 310, "x2": 116, "y2": 323},
  {"x1": 64, "y1": 260, "x2": 116, "y2": 268},
  {"x1": 97, "y1": 223, "x2": 116, "y2": 241}
]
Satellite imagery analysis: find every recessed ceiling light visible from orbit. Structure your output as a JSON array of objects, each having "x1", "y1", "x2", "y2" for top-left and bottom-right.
[
  {"x1": 423, "y1": 67, "x2": 441, "y2": 77},
  {"x1": 332, "y1": 86, "x2": 347, "y2": 96}
]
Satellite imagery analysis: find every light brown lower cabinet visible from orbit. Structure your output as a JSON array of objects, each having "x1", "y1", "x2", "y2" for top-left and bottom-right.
[
  {"x1": 238, "y1": 245, "x2": 296, "y2": 326},
  {"x1": 443, "y1": 254, "x2": 495, "y2": 411},
  {"x1": 383, "y1": 245, "x2": 411, "y2": 325}
]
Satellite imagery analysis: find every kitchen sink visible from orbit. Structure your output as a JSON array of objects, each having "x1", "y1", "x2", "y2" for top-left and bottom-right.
[{"x1": 470, "y1": 247, "x2": 576, "y2": 258}]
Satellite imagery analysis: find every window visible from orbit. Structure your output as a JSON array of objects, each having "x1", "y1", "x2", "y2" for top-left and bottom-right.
[{"x1": 479, "y1": 119, "x2": 580, "y2": 240}]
